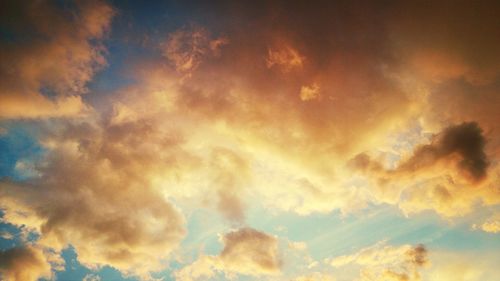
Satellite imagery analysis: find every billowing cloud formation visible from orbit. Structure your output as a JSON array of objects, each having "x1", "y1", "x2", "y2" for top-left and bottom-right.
[
  {"x1": 350, "y1": 122, "x2": 500, "y2": 217},
  {"x1": 175, "y1": 227, "x2": 281, "y2": 280},
  {"x1": 0, "y1": 119, "x2": 186, "y2": 279},
  {"x1": 0, "y1": 0, "x2": 114, "y2": 118},
  {"x1": 352, "y1": 122, "x2": 489, "y2": 182},
  {"x1": 220, "y1": 227, "x2": 282, "y2": 274},
  {"x1": 81, "y1": 0, "x2": 500, "y2": 221},
  {"x1": 1, "y1": 1, "x2": 500, "y2": 280},
  {"x1": 399, "y1": 122, "x2": 488, "y2": 182},
  {"x1": 330, "y1": 241, "x2": 428, "y2": 281},
  {"x1": 0, "y1": 245, "x2": 52, "y2": 281}
]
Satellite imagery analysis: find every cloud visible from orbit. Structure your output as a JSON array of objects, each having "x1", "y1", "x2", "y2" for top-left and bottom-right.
[
  {"x1": 210, "y1": 148, "x2": 249, "y2": 223},
  {"x1": 474, "y1": 220, "x2": 500, "y2": 234},
  {"x1": 266, "y1": 45, "x2": 305, "y2": 72},
  {"x1": 330, "y1": 241, "x2": 428, "y2": 281},
  {"x1": 175, "y1": 227, "x2": 281, "y2": 280},
  {"x1": 473, "y1": 213, "x2": 500, "y2": 234},
  {"x1": 352, "y1": 122, "x2": 489, "y2": 181},
  {"x1": 300, "y1": 83, "x2": 320, "y2": 101},
  {"x1": 0, "y1": 119, "x2": 187, "y2": 279},
  {"x1": 0, "y1": 0, "x2": 114, "y2": 119},
  {"x1": 2, "y1": 4, "x2": 500, "y2": 280},
  {"x1": 423, "y1": 250, "x2": 500, "y2": 281},
  {"x1": 162, "y1": 26, "x2": 228, "y2": 75},
  {"x1": 0, "y1": 245, "x2": 52, "y2": 281},
  {"x1": 220, "y1": 227, "x2": 282, "y2": 274},
  {"x1": 111, "y1": 1, "x2": 500, "y2": 220},
  {"x1": 397, "y1": 122, "x2": 488, "y2": 182},
  {"x1": 350, "y1": 122, "x2": 500, "y2": 217},
  {"x1": 388, "y1": 1, "x2": 500, "y2": 86}
]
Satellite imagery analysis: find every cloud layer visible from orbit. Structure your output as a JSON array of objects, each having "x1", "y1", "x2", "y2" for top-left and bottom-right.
[{"x1": 0, "y1": 0, "x2": 499, "y2": 280}]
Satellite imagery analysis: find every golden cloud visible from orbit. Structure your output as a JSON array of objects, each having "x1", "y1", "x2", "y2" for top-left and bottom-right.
[
  {"x1": 1, "y1": 1, "x2": 500, "y2": 279},
  {"x1": 175, "y1": 227, "x2": 281, "y2": 280},
  {"x1": 473, "y1": 213, "x2": 500, "y2": 234},
  {"x1": 0, "y1": 0, "x2": 114, "y2": 119},
  {"x1": 162, "y1": 26, "x2": 228, "y2": 75},
  {"x1": 0, "y1": 119, "x2": 187, "y2": 279},
  {"x1": 329, "y1": 241, "x2": 428, "y2": 281}
]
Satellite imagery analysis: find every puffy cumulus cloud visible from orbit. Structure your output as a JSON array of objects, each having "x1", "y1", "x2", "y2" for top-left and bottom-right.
[
  {"x1": 384, "y1": 2, "x2": 500, "y2": 165},
  {"x1": 0, "y1": 245, "x2": 52, "y2": 281},
  {"x1": 0, "y1": 119, "x2": 187, "y2": 279},
  {"x1": 174, "y1": 227, "x2": 281, "y2": 280},
  {"x1": 220, "y1": 227, "x2": 282, "y2": 274},
  {"x1": 162, "y1": 26, "x2": 228, "y2": 75},
  {"x1": 46, "y1": 0, "x2": 499, "y2": 221},
  {"x1": 352, "y1": 122, "x2": 489, "y2": 183},
  {"x1": 329, "y1": 241, "x2": 428, "y2": 281},
  {"x1": 95, "y1": 64, "x2": 370, "y2": 217},
  {"x1": 1, "y1": 0, "x2": 498, "y2": 220},
  {"x1": 0, "y1": 0, "x2": 114, "y2": 119},
  {"x1": 99, "y1": 2, "x2": 498, "y2": 219},
  {"x1": 398, "y1": 122, "x2": 488, "y2": 182},
  {"x1": 119, "y1": 2, "x2": 500, "y2": 219},
  {"x1": 350, "y1": 122, "x2": 500, "y2": 217}
]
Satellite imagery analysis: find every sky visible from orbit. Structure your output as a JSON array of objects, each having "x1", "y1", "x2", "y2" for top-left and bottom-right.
[{"x1": 0, "y1": 0, "x2": 500, "y2": 280}]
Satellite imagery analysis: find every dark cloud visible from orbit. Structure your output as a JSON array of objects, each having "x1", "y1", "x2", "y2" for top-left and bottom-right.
[
  {"x1": 398, "y1": 122, "x2": 488, "y2": 182},
  {"x1": 407, "y1": 244, "x2": 428, "y2": 267},
  {"x1": 0, "y1": 246, "x2": 51, "y2": 281},
  {"x1": 352, "y1": 122, "x2": 489, "y2": 183}
]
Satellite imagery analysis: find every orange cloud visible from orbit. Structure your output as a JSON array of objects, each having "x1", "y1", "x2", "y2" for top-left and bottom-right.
[
  {"x1": 266, "y1": 45, "x2": 305, "y2": 72},
  {"x1": 0, "y1": 0, "x2": 114, "y2": 119},
  {"x1": 162, "y1": 26, "x2": 228, "y2": 75},
  {"x1": 350, "y1": 122, "x2": 500, "y2": 217}
]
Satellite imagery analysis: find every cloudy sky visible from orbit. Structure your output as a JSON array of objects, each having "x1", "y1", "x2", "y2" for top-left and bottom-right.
[{"x1": 1, "y1": 0, "x2": 500, "y2": 280}]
